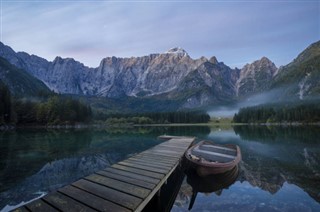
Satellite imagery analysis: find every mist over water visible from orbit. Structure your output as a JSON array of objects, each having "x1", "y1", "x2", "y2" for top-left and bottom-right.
[
  {"x1": 208, "y1": 87, "x2": 320, "y2": 118},
  {"x1": 173, "y1": 125, "x2": 320, "y2": 212},
  {"x1": 208, "y1": 89, "x2": 282, "y2": 117}
]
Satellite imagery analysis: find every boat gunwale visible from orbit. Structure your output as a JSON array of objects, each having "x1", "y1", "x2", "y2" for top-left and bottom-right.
[{"x1": 185, "y1": 141, "x2": 242, "y2": 168}]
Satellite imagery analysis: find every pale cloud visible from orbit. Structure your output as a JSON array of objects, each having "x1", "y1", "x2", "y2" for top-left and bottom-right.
[{"x1": 1, "y1": 1, "x2": 319, "y2": 68}]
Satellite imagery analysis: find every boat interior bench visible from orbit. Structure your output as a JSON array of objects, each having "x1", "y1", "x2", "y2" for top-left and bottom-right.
[
  {"x1": 199, "y1": 144, "x2": 237, "y2": 156},
  {"x1": 191, "y1": 145, "x2": 236, "y2": 163}
]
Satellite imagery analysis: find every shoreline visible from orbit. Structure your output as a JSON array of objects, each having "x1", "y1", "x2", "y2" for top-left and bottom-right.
[{"x1": 1, "y1": 122, "x2": 320, "y2": 131}]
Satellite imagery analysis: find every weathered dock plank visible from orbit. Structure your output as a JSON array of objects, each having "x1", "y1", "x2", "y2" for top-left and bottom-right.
[
  {"x1": 103, "y1": 167, "x2": 160, "y2": 184},
  {"x1": 25, "y1": 199, "x2": 58, "y2": 212},
  {"x1": 131, "y1": 155, "x2": 178, "y2": 164},
  {"x1": 73, "y1": 179, "x2": 142, "y2": 210},
  {"x1": 12, "y1": 207, "x2": 29, "y2": 212},
  {"x1": 125, "y1": 158, "x2": 173, "y2": 168},
  {"x1": 96, "y1": 170, "x2": 156, "y2": 190},
  {"x1": 140, "y1": 150, "x2": 182, "y2": 157},
  {"x1": 159, "y1": 144, "x2": 186, "y2": 152},
  {"x1": 59, "y1": 185, "x2": 130, "y2": 212},
  {"x1": 17, "y1": 136, "x2": 195, "y2": 212},
  {"x1": 85, "y1": 174, "x2": 151, "y2": 199},
  {"x1": 111, "y1": 164, "x2": 165, "y2": 179},
  {"x1": 138, "y1": 152, "x2": 181, "y2": 160},
  {"x1": 118, "y1": 161, "x2": 170, "y2": 174},
  {"x1": 43, "y1": 191, "x2": 96, "y2": 212},
  {"x1": 147, "y1": 149, "x2": 183, "y2": 156}
]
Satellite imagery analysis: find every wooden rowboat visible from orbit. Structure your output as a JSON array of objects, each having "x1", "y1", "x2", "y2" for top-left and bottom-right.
[{"x1": 185, "y1": 140, "x2": 241, "y2": 176}]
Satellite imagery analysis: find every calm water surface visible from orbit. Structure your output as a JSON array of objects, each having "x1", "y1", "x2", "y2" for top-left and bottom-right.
[
  {"x1": 0, "y1": 126, "x2": 319, "y2": 211},
  {"x1": 173, "y1": 125, "x2": 320, "y2": 212}
]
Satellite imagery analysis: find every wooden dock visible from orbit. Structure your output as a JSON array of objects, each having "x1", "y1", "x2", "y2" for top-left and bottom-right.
[{"x1": 14, "y1": 137, "x2": 195, "y2": 212}]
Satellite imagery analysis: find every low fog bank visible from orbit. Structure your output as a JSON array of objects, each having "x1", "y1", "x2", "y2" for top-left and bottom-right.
[
  {"x1": 208, "y1": 88, "x2": 320, "y2": 118},
  {"x1": 208, "y1": 89, "x2": 283, "y2": 118}
]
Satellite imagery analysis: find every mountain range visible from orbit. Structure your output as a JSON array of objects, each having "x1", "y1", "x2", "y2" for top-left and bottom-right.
[{"x1": 0, "y1": 41, "x2": 319, "y2": 111}]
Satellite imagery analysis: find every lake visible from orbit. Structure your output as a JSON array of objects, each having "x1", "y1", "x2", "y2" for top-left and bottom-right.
[{"x1": 0, "y1": 125, "x2": 319, "y2": 211}]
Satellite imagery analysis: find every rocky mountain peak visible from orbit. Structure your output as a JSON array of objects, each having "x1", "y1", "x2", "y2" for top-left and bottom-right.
[
  {"x1": 249, "y1": 57, "x2": 277, "y2": 75},
  {"x1": 260, "y1": 56, "x2": 271, "y2": 62},
  {"x1": 198, "y1": 56, "x2": 208, "y2": 63},
  {"x1": 0, "y1": 42, "x2": 15, "y2": 54},
  {"x1": 53, "y1": 56, "x2": 76, "y2": 63},
  {"x1": 53, "y1": 56, "x2": 63, "y2": 62},
  {"x1": 292, "y1": 40, "x2": 320, "y2": 65},
  {"x1": 0, "y1": 42, "x2": 23, "y2": 66},
  {"x1": 0, "y1": 41, "x2": 318, "y2": 110},
  {"x1": 236, "y1": 57, "x2": 278, "y2": 97},
  {"x1": 165, "y1": 47, "x2": 189, "y2": 57},
  {"x1": 209, "y1": 56, "x2": 218, "y2": 64},
  {"x1": 257, "y1": 56, "x2": 275, "y2": 67}
]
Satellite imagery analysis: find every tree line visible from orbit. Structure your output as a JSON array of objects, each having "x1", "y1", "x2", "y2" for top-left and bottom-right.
[
  {"x1": 97, "y1": 111, "x2": 211, "y2": 124},
  {"x1": 233, "y1": 102, "x2": 320, "y2": 123},
  {"x1": 1, "y1": 83, "x2": 210, "y2": 126},
  {"x1": 0, "y1": 83, "x2": 12, "y2": 124},
  {"x1": 0, "y1": 83, "x2": 92, "y2": 125}
]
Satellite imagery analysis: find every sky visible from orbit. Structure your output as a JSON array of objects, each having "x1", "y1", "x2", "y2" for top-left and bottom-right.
[{"x1": 0, "y1": 0, "x2": 319, "y2": 68}]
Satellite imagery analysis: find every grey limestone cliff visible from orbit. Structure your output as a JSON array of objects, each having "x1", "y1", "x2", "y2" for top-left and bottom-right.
[{"x1": 236, "y1": 57, "x2": 278, "y2": 97}]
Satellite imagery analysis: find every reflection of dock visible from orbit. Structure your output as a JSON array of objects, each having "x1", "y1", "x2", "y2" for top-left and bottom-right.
[{"x1": 14, "y1": 137, "x2": 195, "y2": 212}]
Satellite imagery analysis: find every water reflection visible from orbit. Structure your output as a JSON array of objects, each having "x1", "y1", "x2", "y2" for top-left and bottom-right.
[
  {"x1": 229, "y1": 126, "x2": 319, "y2": 203},
  {"x1": 233, "y1": 125, "x2": 320, "y2": 144},
  {"x1": 173, "y1": 125, "x2": 320, "y2": 211},
  {"x1": 186, "y1": 165, "x2": 239, "y2": 210},
  {"x1": 0, "y1": 125, "x2": 319, "y2": 211},
  {"x1": 0, "y1": 126, "x2": 210, "y2": 211}
]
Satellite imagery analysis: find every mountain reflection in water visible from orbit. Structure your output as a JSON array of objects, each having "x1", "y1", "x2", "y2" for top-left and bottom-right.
[
  {"x1": 186, "y1": 165, "x2": 239, "y2": 210},
  {"x1": 172, "y1": 125, "x2": 320, "y2": 212},
  {"x1": 0, "y1": 126, "x2": 319, "y2": 212},
  {"x1": 0, "y1": 126, "x2": 209, "y2": 211}
]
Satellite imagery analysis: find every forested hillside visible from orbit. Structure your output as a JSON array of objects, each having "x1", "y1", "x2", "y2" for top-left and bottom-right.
[
  {"x1": 233, "y1": 101, "x2": 320, "y2": 123},
  {"x1": 0, "y1": 83, "x2": 92, "y2": 125}
]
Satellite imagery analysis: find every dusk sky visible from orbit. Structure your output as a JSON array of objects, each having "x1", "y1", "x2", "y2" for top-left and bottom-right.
[{"x1": 1, "y1": 0, "x2": 319, "y2": 68}]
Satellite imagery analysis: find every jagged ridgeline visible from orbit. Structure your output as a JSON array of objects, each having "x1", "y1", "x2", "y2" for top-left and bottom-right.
[
  {"x1": 0, "y1": 57, "x2": 51, "y2": 97},
  {"x1": 271, "y1": 41, "x2": 320, "y2": 99},
  {"x1": 0, "y1": 41, "x2": 319, "y2": 112}
]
